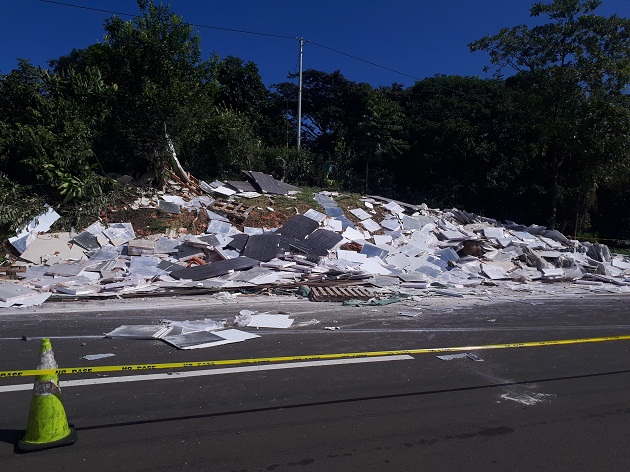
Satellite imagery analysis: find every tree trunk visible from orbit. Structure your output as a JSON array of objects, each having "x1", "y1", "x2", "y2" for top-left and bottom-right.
[
  {"x1": 549, "y1": 148, "x2": 559, "y2": 230},
  {"x1": 364, "y1": 159, "x2": 369, "y2": 194}
]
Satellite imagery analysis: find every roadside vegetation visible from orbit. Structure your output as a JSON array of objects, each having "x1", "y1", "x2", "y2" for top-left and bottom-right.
[{"x1": 1, "y1": 0, "x2": 629, "y2": 248}]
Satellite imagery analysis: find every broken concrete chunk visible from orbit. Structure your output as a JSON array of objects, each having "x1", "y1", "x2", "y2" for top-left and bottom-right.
[
  {"x1": 383, "y1": 201, "x2": 405, "y2": 214},
  {"x1": 380, "y1": 219, "x2": 401, "y2": 231},
  {"x1": 88, "y1": 245, "x2": 121, "y2": 261},
  {"x1": 303, "y1": 209, "x2": 327, "y2": 223},
  {"x1": 207, "y1": 220, "x2": 233, "y2": 235},
  {"x1": 323, "y1": 218, "x2": 343, "y2": 232},
  {"x1": 313, "y1": 193, "x2": 355, "y2": 229},
  {"x1": 483, "y1": 227, "x2": 505, "y2": 239},
  {"x1": 247, "y1": 314, "x2": 294, "y2": 328},
  {"x1": 481, "y1": 263, "x2": 509, "y2": 280},
  {"x1": 586, "y1": 242, "x2": 612, "y2": 263},
  {"x1": 360, "y1": 243, "x2": 389, "y2": 259},
  {"x1": 439, "y1": 230, "x2": 466, "y2": 241},
  {"x1": 45, "y1": 263, "x2": 84, "y2": 277},
  {"x1": 542, "y1": 268, "x2": 565, "y2": 278},
  {"x1": 342, "y1": 226, "x2": 366, "y2": 242}
]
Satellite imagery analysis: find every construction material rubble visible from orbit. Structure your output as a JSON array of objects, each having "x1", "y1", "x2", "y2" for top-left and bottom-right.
[
  {"x1": 105, "y1": 310, "x2": 294, "y2": 350},
  {"x1": 2, "y1": 185, "x2": 630, "y2": 309}
]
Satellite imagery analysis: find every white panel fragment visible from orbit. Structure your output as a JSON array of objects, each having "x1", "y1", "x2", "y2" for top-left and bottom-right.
[{"x1": 360, "y1": 219, "x2": 381, "y2": 233}]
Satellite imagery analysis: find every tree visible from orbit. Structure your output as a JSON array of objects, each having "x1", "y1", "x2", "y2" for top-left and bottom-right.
[
  {"x1": 354, "y1": 91, "x2": 407, "y2": 194},
  {"x1": 61, "y1": 0, "x2": 218, "y2": 182},
  {"x1": 186, "y1": 106, "x2": 260, "y2": 181},
  {"x1": 0, "y1": 60, "x2": 115, "y2": 203},
  {"x1": 215, "y1": 58, "x2": 265, "y2": 122},
  {"x1": 397, "y1": 75, "x2": 515, "y2": 214},
  {"x1": 470, "y1": 0, "x2": 630, "y2": 230},
  {"x1": 273, "y1": 70, "x2": 372, "y2": 152}
]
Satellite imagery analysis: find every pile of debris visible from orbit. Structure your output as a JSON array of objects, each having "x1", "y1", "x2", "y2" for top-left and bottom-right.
[{"x1": 2, "y1": 182, "x2": 630, "y2": 308}]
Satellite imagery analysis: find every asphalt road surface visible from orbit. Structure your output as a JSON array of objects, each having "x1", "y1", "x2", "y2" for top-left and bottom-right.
[{"x1": 1, "y1": 294, "x2": 629, "y2": 471}]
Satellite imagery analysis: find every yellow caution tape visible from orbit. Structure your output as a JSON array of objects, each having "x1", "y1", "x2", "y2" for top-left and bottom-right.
[{"x1": 1, "y1": 334, "x2": 630, "y2": 378}]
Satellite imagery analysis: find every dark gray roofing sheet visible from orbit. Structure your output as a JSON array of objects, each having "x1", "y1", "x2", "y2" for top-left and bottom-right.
[
  {"x1": 277, "y1": 214, "x2": 319, "y2": 240},
  {"x1": 290, "y1": 229, "x2": 343, "y2": 256},
  {"x1": 197, "y1": 234, "x2": 221, "y2": 246},
  {"x1": 169, "y1": 256, "x2": 259, "y2": 280},
  {"x1": 226, "y1": 180, "x2": 257, "y2": 193},
  {"x1": 225, "y1": 233, "x2": 249, "y2": 253},
  {"x1": 71, "y1": 231, "x2": 100, "y2": 251},
  {"x1": 246, "y1": 171, "x2": 286, "y2": 195},
  {"x1": 158, "y1": 200, "x2": 181, "y2": 214},
  {"x1": 242, "y1": 233, "x2": 281, "y2": 262}
]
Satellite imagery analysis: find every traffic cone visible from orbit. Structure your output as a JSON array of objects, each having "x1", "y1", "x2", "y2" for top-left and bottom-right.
[{"x1": 16, "y1": 338, "x2": 77, "y2": 453}]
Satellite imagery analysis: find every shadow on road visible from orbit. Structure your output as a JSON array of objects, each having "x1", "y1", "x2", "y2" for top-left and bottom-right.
[{"x1": 75, "y1": 367, "x2": 630, "y2": 432}]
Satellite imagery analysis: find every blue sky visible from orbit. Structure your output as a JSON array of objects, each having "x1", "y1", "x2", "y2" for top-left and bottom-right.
[{"x1": 3, "y1": 0, "x2": 630, "y2": 87}]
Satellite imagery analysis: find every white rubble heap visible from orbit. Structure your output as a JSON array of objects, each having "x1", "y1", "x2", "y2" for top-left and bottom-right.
[{"x1": 1, "y1": 191, "x2": 630, "y2": 309}]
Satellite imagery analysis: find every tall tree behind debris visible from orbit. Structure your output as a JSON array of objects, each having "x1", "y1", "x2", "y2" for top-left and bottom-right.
[
  {"x1": 470, "y1": 0, "x2": 630, "y2": 230},
  {"x1": 79, "y1": 0, "x2": 217, "y2": 184},
  {"x1": 355, "y1": 91, "x2": 408, "y2": 194}
]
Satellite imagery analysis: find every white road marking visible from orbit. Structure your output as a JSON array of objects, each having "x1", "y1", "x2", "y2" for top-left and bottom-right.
[
  {"x1": 0, "y1": 355, "x2": 413, "y2": 393},
  {"x1": 500, "y1": 392, "x2": 555, "y2": 405}
]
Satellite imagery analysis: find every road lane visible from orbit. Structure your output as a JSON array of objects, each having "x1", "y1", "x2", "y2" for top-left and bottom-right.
[{"x1": 0, "y1": 296, "x2": 629, "y2": 471}]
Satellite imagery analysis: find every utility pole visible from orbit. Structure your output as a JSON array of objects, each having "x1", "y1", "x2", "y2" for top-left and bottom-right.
[{"x1": 297, "y1": 37, "x2": 303, "y2": 150}]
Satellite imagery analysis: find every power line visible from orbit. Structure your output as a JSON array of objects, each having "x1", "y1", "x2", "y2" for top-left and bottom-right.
[
  {"x1": 36, "y1": 0, "x2": 500, "y2": 104},
  {"x1": 37, "y1": 0, "x2": 423, "y2": 82},
  {"x1": 38, "y1": 0, "x2": 134, "y2": 18},
  {"x1": 307, "y1": 40, "x2": 423, "y2": 82},
  {"x1": 195, "y1": 22, "x2": 295, "y2": 40},
  {"x1": 38, "y1": 0, "x2": 297, "y2": 40}
]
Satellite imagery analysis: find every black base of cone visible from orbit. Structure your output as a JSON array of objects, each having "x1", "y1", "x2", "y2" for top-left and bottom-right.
[{"x1": 16, "y1": 425, "x2": 77, "y2": 453}]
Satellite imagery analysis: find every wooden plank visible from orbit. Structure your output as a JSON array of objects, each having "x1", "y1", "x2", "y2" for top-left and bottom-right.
[
  {"x1": 0, "y1": 265, "x2": 26, "y2": 280},
  {"x1": 209, "y1": 201, "x2": 253, "y2": 221},
  {"x1": 310, "y1": 285, "x2": 373, "y2": 301}
]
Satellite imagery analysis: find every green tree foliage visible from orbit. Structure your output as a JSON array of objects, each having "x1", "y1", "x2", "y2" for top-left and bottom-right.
[
  {"x1": 77, "y1": 0, "x2": 217, "y2": 182},
  {"x1": 257, "y1": 147, "x2": 321, "y2": 186},
  {"x1": 0, "y1": 60, "x2": 115, "y2": 203},
  {"x1": 274, "y1": 70, "x2": 373, "y2": 152},
  {"x1": 354, "y1": 91, "x2": 407, "y2": 193},
  {"x1": 2, "y1": 0, "x2": 630, "y2": 241},
  {"x1": 273, "y1": 70, "x2": 375, "y2": 190},
  {"x1": 397, "y1": 76, "x2": 515, "y2": 214},
  {"x1": 186, "y1": 106, "x2": 261, "y2": 181},
  {"x1": 0, "y1": 172, "x2": 46, "y2": 237},
  {"x1": 470, "y1": 0, "x2": 630, "y2": 230}
]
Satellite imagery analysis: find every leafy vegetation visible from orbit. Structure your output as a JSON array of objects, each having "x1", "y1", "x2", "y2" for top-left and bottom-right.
[{"x1": 1, "y1": 0, "x2": 629, "y2": 241}]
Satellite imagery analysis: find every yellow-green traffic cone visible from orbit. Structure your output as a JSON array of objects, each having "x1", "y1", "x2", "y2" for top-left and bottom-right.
[{"x1": 17, "y1": 338, "x2": 77, "y2": 452}]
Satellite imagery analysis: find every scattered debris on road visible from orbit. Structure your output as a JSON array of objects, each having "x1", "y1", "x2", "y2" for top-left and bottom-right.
[{"x1": 104, "y1": 310, "x2": 295, "y2": 349}]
